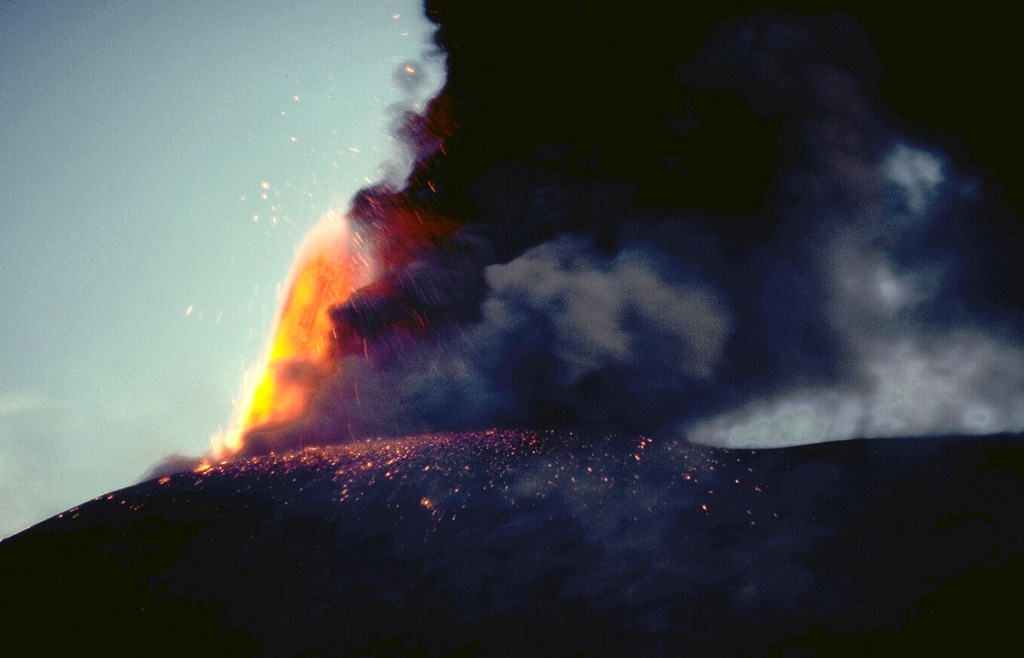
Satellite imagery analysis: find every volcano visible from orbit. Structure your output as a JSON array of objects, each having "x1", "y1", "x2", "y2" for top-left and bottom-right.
[
  {"x1": 5, "y1": 2, "x2": 1023, "y2": 654},
  {"x1": 3, "y1": 432, "x2": 1024, "y2": 655}
]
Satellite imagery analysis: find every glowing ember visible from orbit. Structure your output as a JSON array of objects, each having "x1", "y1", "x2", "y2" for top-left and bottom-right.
[{"x1": 211, "y1": 211, "x2": 373, "y2": 460}]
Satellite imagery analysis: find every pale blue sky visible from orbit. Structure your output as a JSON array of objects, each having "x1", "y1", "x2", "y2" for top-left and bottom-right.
[{"x1": 0, "y1": 0, "x2": 442, "y2": 537}]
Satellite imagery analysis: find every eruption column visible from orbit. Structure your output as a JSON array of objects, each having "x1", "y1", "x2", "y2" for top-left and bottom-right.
[{"x1": 211, "y1": 211, "x2": 372, "y2": 461}]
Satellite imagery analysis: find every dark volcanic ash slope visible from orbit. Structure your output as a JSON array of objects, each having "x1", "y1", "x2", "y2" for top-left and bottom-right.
[{"x1": 3, "y1": 432, "x2": 1024, "y2": 656}]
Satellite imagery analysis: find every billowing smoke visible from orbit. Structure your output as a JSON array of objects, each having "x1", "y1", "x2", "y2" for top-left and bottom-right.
[
  {"x1": 689, "y1": 144, "x2": 1024, "y2": 446},
  {"x1": 237, "y1": 3, "x2": 1024, "y2": 456}
]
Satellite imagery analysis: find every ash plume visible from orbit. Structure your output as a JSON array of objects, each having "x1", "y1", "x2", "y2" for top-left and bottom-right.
[{"x1": 238, "y1": 2, "x2": 1024, "y2": 455}]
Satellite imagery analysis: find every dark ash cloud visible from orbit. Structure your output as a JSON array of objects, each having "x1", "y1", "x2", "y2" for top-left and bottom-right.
[{"x1": 236, "y1": 2, "x2": 1024, "y2": 456}]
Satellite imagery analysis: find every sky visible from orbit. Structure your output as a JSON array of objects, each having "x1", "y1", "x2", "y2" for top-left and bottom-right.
[{"x1": 0, "y1": 0, "x2": 443, "y2": 538}]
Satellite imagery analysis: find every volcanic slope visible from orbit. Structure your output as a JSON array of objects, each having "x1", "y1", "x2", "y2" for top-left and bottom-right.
[{"x1": 3, "y1": 431, "x2": 1024, "y2": 656}]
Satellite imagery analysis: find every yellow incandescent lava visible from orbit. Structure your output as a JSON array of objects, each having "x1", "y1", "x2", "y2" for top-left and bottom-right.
[{"x1": 210, "y1": 211, "x2": 372, "y2": 461}]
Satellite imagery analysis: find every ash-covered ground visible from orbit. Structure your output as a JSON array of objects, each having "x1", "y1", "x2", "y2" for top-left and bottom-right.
[{"x1": 4, "y1": 431, "x2": 1023, "y2": 656}]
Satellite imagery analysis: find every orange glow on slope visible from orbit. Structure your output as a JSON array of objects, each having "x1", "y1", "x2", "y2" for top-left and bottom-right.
[{"x1": 211, "y1": 211, "x2": 372, "y2": 460}]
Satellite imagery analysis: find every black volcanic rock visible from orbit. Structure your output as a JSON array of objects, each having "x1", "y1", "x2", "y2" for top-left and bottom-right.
[{"x1": 3, "y1": 431, "x2": 1023, "y2": 656}]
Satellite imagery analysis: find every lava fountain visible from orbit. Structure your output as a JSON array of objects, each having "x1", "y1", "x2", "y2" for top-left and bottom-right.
[{"x1": 211, "y1": 211, "x2": 373, "y2": 461}]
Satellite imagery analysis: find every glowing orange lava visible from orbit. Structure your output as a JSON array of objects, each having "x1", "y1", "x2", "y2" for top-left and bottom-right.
[{"x1": 211, "y1": 211, "x2": 372, "y2": 461}]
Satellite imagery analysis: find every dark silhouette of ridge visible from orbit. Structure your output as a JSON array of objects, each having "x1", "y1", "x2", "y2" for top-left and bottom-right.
[{"x1": 3, "y1": 432, "x2": 1024, "y2": 656}]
